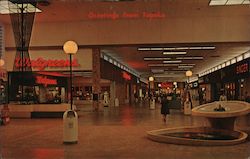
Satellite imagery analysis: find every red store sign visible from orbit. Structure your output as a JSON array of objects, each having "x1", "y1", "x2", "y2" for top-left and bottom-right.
[
  {"x1": 15, "y1": 57, "x2": 80, "y2": 71},
  {"x1": 36, "y1": 76, "x2": 57, "y2": 87},
  {"x1": 236, "y1": 63, "x2": 249, "y2": 74},
  {"x1": 161, "y1": 82, "x2": 173, "y2": 88},
  {"x1": 122, "y1": 71, "x2": 131, "y2": 81}
]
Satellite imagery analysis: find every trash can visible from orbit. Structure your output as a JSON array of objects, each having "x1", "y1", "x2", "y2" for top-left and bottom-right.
[
  {"x1": 63, "y1": 110, "x2": 78, "y2": 144},
  {"x1": 115, "y1": 98, "x2": 119, "y2": 107},
  {"x1": 149, "y1": 98, "x2": 155, "y2": 110}
]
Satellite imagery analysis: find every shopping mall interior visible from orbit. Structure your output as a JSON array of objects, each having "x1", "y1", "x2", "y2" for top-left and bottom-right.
[{"x1": 0, "y1": 0, "x2": 250, "y2": 158}]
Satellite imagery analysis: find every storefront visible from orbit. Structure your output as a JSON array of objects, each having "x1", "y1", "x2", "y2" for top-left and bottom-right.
[
  {"x1": 0, "y1": 68, "x2": 7, "y2": 104},
  {"x1": 100, "y1": 59, "x2": 139, "y2": 105},
  {"x1": 8, "y1": 71, "x2": 68, "y2": 104},
  {"x1": 198, "y1": 58, "x2": 250, "y2": 102}
]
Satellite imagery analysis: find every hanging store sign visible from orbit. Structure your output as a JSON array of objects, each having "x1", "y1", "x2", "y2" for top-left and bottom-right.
[
  {"x1": 236, "y1": 63, "x2": 249, "y2": 74},
  {"x1": 36, "y1": 76, "x2": 57, "y2": 87},
  {"x1": 88, "y1": 11, "x2": 166, "y2": 20},
  {"x1": 161, "y1": 82, "x2": 173, "y2": 88},
  {"x1": 122, "y1": 71, "x2": 131, "y2": 80},
  {"x1": 15, "y1": 57, "x2": 80, "y2": 71}
]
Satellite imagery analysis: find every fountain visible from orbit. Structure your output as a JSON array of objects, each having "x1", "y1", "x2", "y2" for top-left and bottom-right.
[{"x1": 147, "y1": 101, "x2": 250, "y2": 146}]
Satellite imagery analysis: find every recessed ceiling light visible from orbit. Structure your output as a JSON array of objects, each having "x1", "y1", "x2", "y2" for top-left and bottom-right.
[
  {"x1": 148, "y1": 64, "x2": 180, "y2": 67},
  {"x1": 179, "y1": 64, "x2": 195, "y2": 66},
  {"x1": 163, "y1": 60, "x2": 182, "y2": 63},
  {"x1": 138, "y1": 48, "x2": 151, "y2": 51},
  {"x1": 163, "y1": 52, "x2": 187, "y2": 55},
  {"x1": 176, "y1": 56, "x2": 204, "y2": 60},
  {"x1": 178, "y1": 65, "x2": 194, "y2": 68},
  {"x1": 138, "y1": 46, "x2": 215, "y2": 51},
  {"x1": 151, "y1": 69, "x2": 164, "y2": 73},
  {"x1": 144, "y1": 57, "x2": 171, "y2": 61}
]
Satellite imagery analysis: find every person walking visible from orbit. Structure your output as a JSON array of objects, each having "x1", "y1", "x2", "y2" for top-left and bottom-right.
[{"x1": 161, "y1": 95, "x2": 170, "y2": 123}]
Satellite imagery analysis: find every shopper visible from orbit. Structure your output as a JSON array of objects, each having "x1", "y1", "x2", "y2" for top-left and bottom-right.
[
  {"x1": 219, "y1": 91, "x2": 227, "y2": 101},
  {"x1": 161, "y1": 95, "x2": 169, "y2": 123}
]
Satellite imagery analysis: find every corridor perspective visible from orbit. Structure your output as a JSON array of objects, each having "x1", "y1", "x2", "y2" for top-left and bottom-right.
[{"x1": 0, "y1": 0, "x2": 250, "y2": 159}]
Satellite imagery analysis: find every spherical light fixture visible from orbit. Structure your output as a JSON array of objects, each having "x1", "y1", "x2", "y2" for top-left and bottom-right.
[
  {"x1": 149, "y1": 76, "x2": 154, "y2": 82},
  {"x1": 185, "y1": 70, "x2": 193, "y2": 77},
  {"x1": 173, "y1": 82, "x2": 177, "y2": 86},
  {"x1": 63, "y1": 41, "x2": 78, "y2": 55},
  {"x1": 0, "y1": 59, "x2": 5, "y2": 67},
  {"x1": 158, "y1": 83, "x2": 162, "y2": 87}
]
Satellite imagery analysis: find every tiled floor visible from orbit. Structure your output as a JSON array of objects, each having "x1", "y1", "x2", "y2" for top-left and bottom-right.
[{"x1": 0, "y1": 103, "x2": 250, "y2": 159}]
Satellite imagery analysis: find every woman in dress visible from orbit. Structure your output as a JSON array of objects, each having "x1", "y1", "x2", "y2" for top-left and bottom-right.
[{"x1": 161, "y1": 95, "x2": 170, "y2": 123}]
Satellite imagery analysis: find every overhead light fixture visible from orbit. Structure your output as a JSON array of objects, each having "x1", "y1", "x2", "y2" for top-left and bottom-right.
[
  {"x1": 148, "y1": 64, "x2": 180, "y2": 67},
  {"x1": 148, "y1": 63, "x2": 195, "y2": 67},
  {"x1": 151, "y1": 69, "x2": 164, "y2": 73},
  {"x1": 178, "y1": 65, "x2": 194, "y2": 68},
  {"x1": 163, "y1": 51, "x2": 187, "y2": 55},
  {"x1": 176, "y1": 56, "x2": 204, "y2": 60},
  {"x1": 138, "y1": 48, "x2": 151, "y2": 51},
  {"x1": 138, "y1": 46, "x2": 215, "y2": 51},
  {"x1": 144, "y1": 57, "x2": 171, "y2": 61},
  {"x1": 163, "y1": 60, "x2": 182, "y2": 63},
  {"x1": 0, "y1": 0, "x2": 42, "y2": 14},
  {"x1": 179, "y1": 63, "x2": 195, "y2": 66},
  {"x1": 150, "y1": 48, "x2": 164, "y2": 51},
  {"x1": 209, "y1": 0, "x2": 250, "y2": 6}
]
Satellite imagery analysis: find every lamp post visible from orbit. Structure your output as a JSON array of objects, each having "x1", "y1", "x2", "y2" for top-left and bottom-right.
[
  {"x1": 148, "y1": 76, "x2": 154, "y2": 98},
  {"x1": 63, "y1": 41, "x2": 78, "y2": 110},
  {"x1": 185, "y1": 70, "x2": 192, "y2": 86},
  {"x1": 148, "y1": 76, "x2": 155, "y2": 109},
  {"x1": 184, "y1": 70, "x2": 193, "y2": 114},
  {"x1": 63, "y1": 41, "x2": 78, "y2": 144}
]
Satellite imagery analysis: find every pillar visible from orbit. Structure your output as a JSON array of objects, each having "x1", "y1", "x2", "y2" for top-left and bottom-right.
[
  {"x1": 110, "y1": 81, "x2": 116, "y2": 107},
  {"x1": 92, "y1": 48, "x2": 101, "y2": 111}
]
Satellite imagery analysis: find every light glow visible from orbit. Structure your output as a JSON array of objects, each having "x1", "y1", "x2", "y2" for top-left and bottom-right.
[
  {"x1": 176, "y1": 56, "x2": 203, "y2": 60},
  {"x1": 163, "y1": 60, "x2": 182, "y2": 63},
  {"x1": 163, "y1": 52, "x2": 187, "y2": 55},
  {"x1": 144, "y1": 57, "x2": 171, "y2": 61}
]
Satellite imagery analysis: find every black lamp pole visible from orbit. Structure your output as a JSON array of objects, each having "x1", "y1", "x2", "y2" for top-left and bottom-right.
[{"x1": 70, "y1": 54, "x2": 73, "y2": 110}]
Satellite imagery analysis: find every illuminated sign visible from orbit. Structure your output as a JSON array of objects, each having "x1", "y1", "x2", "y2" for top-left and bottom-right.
[
  {"x1": 88, "y1": 11, "x2": 166, "y2": 20},
  {"x1": 122, "y1": 71, "x2": 131, "y2": 80},
  {"x1": 36, "y1": 76, "x2": 57, "y2": 87},
  {"x1": 15, "y1": 57, "x2": 80, "y2": 71},
  {"x1": 236, "y1": 63, "x2": 248, "y2": 74},
  {"x1": 161, "y1": 82, "x2": 173, "y2": 88}
]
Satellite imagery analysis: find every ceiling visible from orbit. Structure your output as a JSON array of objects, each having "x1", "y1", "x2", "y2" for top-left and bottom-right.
[
  {"x1": 0, "y1": 0, "x2": 250, "y2": 82},
  {"x1": 101, "y1": 42, "x2": 250, "y2": 82}
]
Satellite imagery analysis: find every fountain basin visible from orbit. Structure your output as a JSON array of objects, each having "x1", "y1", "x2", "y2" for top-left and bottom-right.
[
  {"x1": 147, "y1": 127, "x2": 248, "y2": 146},
  {"x1": 192, "y1": 101, "x2": 250, "y2": 130},
  {"x1": 192, "y1": 101, "x2": 250, "y2": 118}
]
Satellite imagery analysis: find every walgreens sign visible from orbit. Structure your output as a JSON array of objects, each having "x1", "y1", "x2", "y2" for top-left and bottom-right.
[{"x1": 15, "y1": 57, "x2": 80, "y2": 71}]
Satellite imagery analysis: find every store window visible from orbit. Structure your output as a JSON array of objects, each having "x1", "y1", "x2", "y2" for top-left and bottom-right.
[{"x1": 225, "y1": 83, "x2": 236, "y2": 100}]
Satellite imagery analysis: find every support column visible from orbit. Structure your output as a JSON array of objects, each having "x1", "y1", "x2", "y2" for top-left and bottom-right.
[
  {"x1": 92, "y1": 48, "x2": 101, "y2": 111},
  {"x1": 110, "y1": 81, "x2": 116, "y2": 107}
]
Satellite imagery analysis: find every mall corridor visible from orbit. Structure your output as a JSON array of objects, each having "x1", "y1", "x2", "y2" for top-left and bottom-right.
[{"x1": 0, "y1": 104, "x2": 250, "y2": 159}]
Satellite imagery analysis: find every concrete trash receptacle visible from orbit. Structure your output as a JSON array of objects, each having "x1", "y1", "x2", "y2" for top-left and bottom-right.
[
  {"x1": 115, "y1": 98, "x2": 119, "y2": 107},
  {"x1": 150, "y1": 99, "x2": 155, "y2": 110},
  {"x1": 63, "y1": 110, "x2": 78, "y2": 144},
  {"x1": 184, "y1": 101, "x2": 192, "y2": 115}
]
